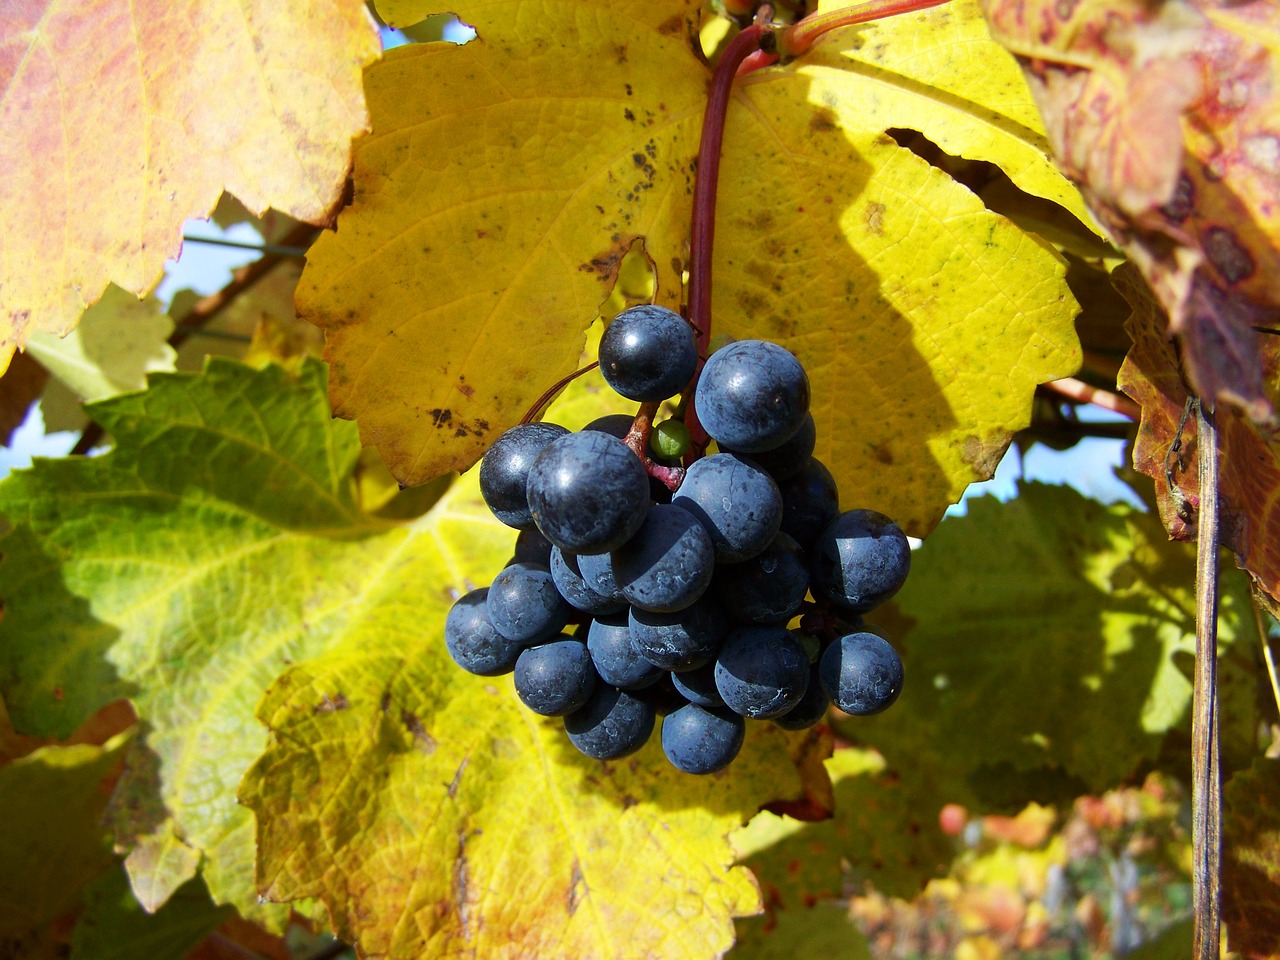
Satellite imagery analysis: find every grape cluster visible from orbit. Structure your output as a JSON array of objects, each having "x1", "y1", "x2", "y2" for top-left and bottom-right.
[{"x1": 447, "y1": 304, "x2": 909, "y2": 775}]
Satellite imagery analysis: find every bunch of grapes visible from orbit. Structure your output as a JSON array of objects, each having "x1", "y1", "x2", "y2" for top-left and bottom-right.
[{"x1": 446, "y1": 304, "x2": 910, "y2": 775}]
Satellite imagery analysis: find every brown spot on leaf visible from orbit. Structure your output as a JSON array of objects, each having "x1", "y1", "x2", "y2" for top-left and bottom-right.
[
  {"x1": 1161, "y1": 174, "x2": 1194, "y2": 223},
  {"x1": 568, "y1": 859, "x2": 587, "y2": 916},
  {"x1": 961, "y1": 433, "x2": 1010, "y2": 479},
  {"x1": 865, "y1": 201, "x2": 886, "y2": 235},
  {"x1": 809, "y1": 108, "x2": 838, "y2": 133},
  {"x1": 315, "y1": 692, "x2": 349, "y2": 713},
  {"x1": 448, "y1": 758, "x2": 468, "y2": 798},
  {"x1": 657, "y1": 15, "x2": 683, "y2": 35},
  {"x1": 401, "y1": 710, "x2": 437, "y2": 752},
  {"x1": 429, "y1": 408, "x2": 453, "y2": 427}
]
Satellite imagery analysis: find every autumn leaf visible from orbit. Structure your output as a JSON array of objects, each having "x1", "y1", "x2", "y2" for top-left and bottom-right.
[
  {"x1": 982, "y1": 0, "x2": 1280, "y2": 422},
  {"x1": 0, "y1": 1, "x2": 380, "y2": 372},
  {"x1": 301, "y1": 0, "x2": 1083, "y2": 536},
  {"x1": 1116, "y1": 262, "x2": 1280, "y2": 610}
]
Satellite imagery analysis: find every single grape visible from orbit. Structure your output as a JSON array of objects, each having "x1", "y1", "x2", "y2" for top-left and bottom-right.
[
  {"x1": 714, "y1": 626, "x2": 810, "y2": 719},
  {"x1": 777, "y1": 457, "x2": 839, "y2": 548},
  {"x1": 581, "y1": 413, "x2": 636, "y2": 439},
  {"x1": 514, "y1": 638, "x2": 597, "y2": 716},
  {"x1": 511, "y1": 528, "x2": 554, "y2": 567},
  {"x1": 479, "y1": 422, "x2": 569, "y2": 529},
  {"x1": 722, "y1": 413, "x2": 815, "y2": 481},
  {"x1": 526, "y1": 431, "x2": 649, "y2": 554},
  {"x1": 672, "y1": 453, "x2": 782, "y2": 563},
  {"x1": 485, "y1": 562, "x2": 571, "y2": 644},
  {"x1": 550, "y1": 547, "x2": 627, "y2": 616},
  {"x1": 629, "y1": 597, "x2": 727, "y2": 671},
  {"x1": 818, "y1": 632, "x2": 903, "y2": 715},
  {"x1": 612, "y1": 503, "x2": 715, "y2": 613},
  {"x1": 694, "y1": 340, "x2": 810, "y2": 452},
  {"x1": 599, "y1": 304, "x2": 697, "y2": 402},
  {"x1": 713, "y1": 532, "x2": 809, "y2": 625},
  {"x1": 444, "y1": 588, "x2": 523, "y2": 676},
  {"x1": 587, "y1": 613, "x2": 664, "y2": 689},
  {"x1": 565, "y1": 685, "x2": 657, "y2": 760},
  {"x1": 809, "y1": 509, "x2": 911, "y2": 612},
  {"x1": 661, "y1": 703, "x2": 745, "y2": 774},
  {"x1": 773, "y1": 663, "x2": 830, "y2": 730}
]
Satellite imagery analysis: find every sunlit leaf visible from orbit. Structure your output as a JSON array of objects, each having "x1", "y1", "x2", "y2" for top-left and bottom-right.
[{"x1": 302, "y1": 0, "x2": 1082, "y2": 536}]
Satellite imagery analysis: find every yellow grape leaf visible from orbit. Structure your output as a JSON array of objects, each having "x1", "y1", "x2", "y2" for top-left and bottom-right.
[
  {"x1": 0, "y1": 1, "x2": 380, "y2": 372},
  {"x1": 302, "y1": 0, "x2": 1082, "y2": 535},
  {"x1": 241, "y1": 652, "x2": 810, "y2": 960},
  {"x1": 982, "y1": 0, "x2": 1280, "y2": 422}
]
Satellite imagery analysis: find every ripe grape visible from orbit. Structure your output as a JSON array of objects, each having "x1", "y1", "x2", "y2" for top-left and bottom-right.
[
  {"x1": 810, "y1": 509, "x2": 911, "y2": 612},
  {"x1": 550, "y1": 547, "x2": 626, "y2": 616},
  {"x1": 599, "y1": 304, "x2": 697, "y2": 402},
  {"x1": 526, "y1": 431, "x2": 649, "y2": 554},
  {"x1": 486, "y1": 562, "x2": 571, "y2": 645},
  {"x1": 714, "y1": 626, "x2": 810, "y2": 719},
  {"x1": 695, "y1": 340, "x2": 809, "y2": 452},
  {"x1": 565, "y1": 686, "x2": 656, "y2": 760},
  {"x1": 713, "y1": 532, "x2": 809, "y2": 625},
  {"x1": 587, "y1": 613, "x2": 664, "y2": 689},
  {"x1": 773, "y1": 664, "x2": 829, "y2": 730},
  {"x1": 661, "y1": 703, "x2": 745, "y2": 774},
  {"x1": 628, "y1": 597, "x2": 727, "y2": 671},
  {"x1": 777, "y1": 457, "x2": 839, "y2": 547},
  {"x1": 479, "y1": 422, "x2": 568, "y2": 529},
  {"x1": 514, "y1": 638, "x2": 597, "y2": 716},
  {"x1": 611, "y1": 504, "x2": 715, "y2": 613},
  {"x1": 722, "y1": 413, "x2": 815, "y2": 480},
  {"x1": 672, "y1": 453, "x2": 782, "y2": 563},
  {"x1": 445, "y1": 588, "x2": 523, "y2": 676},
  {"x1": 819, "y1": 631, "x2": 903, "y2": 716}
]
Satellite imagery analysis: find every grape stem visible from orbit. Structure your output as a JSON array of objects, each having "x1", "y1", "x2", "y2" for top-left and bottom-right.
[
  {"x1": 777, "y1": 0, "x2": 952, "y2": 57},
  {"x1": 623, "y1": 402, "x2": 687, "y2": 491},
  {"x1": 519, "y1": 361, "x2": 601, "y2": 425}
]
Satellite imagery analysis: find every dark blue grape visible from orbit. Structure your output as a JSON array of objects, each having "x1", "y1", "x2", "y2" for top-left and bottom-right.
[
  {"x1": 550, "y1": 547, "x2": 626, "y2": 616},
  {"x1": 514, "y1": 638, "x2": 596, "y2": 716},
  {"x1": 661, "y1": 703, "x2": 745, "y2": 774},
  {"x1": 777, "y1": 457, "x2": 839, "y2": 548},
  {"x1": 612, "y1": 504, "x2": 715, "y2": 613},
  {"x1": 810, "y1": 509, "x2": 911, "y2": 612},
  {"x1": 599, "y1": 304, "x2": 697, "y2": 402},
  {"x1": 722, "y1": 413, "x2": 815, "y2": 481},
  {"x1": 485, "y1": 562, "x2": 571, "y2": 644},
  {"x1": 819, "y1": 632, "x2": 903, "y2": 716},
  {"x1": 577, "y1": 551, "x2": 627, "y2": 605},
  {"x1": 526, "y1": 431, "x2": 649, "y2": 554},
  {"x1": 713, "y1": 532, "x2": 808, "y2": 625},
  {"x1": 444, "y1": 588, "x2": 523, "y2": 676},
  {"x1": 479, "y1": 422, "x2": 568, "y2": 529},
  {"x1": 581, "y1": 413, "x2": 636, "y2": 439},
  {"x1": 629, "y1": 597, "x2": 727, "y2": 671},
  {"x1": 694, "y1": 340, "x2": 810, "y2": 452},
  {"x1": 672, "y1": 453, "x2": 782, "y2": 563},
  {"x1": 670, "y1": 660, "x2": 724, "y2": 708},
  {"x1": 565, "y1": 685, "x2": 656, "y2": 760},
  {"x1": 714, "y1": 626, "x2": 810, "y2": 719},
  {"x1": 636, "y1": 674, "x2": 687, "y2": 716},
  {"x1": 587, "y1": 614, "x2": 664, "y2": 689},
  {"x1": 773, "y1": 663, "x2": 830, "y2": 730}
]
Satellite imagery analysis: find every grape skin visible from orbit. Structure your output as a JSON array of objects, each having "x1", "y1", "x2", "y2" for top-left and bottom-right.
[
  {"x1": 599, "y1": 304, "x2": 697, "y2": 402},
  {"x1": 810, "y1": 509, "x2": 911, "y2": 613},
  {"x1": 819, "y1": 632, "x2": 903, "y2": 716},
  {"x1": 565, "y1": 685, "x2": 657, "y2": 760},
  {"x1": 714, "y1": 626, "x2": 811, "y2": 719},
  {"x1": 612, "y1": 504, "x2": 715, "y2": 613},
  {"x1": 514, "y1": 638, "x2": 597, "y2": 716},
  {"x1": 485, "y1": 562, "x2": 571, "y2": 645},
  {"x1": 661, "y1": 703, "x2": 745, "y2": 774},
  {"x1": 526, "y1": 431, "x2": 650, "y2": 554},
  {"x1": 694, "y1": 340, "x2": 810, "y2": 453},
  {"x1": 587, "y1": 613, "x2": 664, "y2": 690},
  {"x1": 628, "y1": 597, "x2": 727, "y2": 672},
  {"x1": 550, "y1": 547, "x2": 626, "y2": 616},
  {"x1": 479, "y1": 422, "x2": 568, "y2": 529},
  {"x1": 713, "y1": 532, "x2": 809, "y2": 625},
  {"x1": 672, "y1": 453, "x2": 782, "y2": 563},
  {"x1": 444, "y1": 588, "x2": 523, "y2": 676}
]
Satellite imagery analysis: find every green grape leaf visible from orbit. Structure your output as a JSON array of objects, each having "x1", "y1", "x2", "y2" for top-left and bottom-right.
[
  {"x1": 842, "y1": 482, "x2": 1252, "y2": 803},
  {"x1": 301, "y1": 0, "x2": 1084, "y2": 537}
]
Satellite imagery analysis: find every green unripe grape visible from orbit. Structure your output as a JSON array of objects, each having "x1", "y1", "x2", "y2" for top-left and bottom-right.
[{"x1": 650, "y1": 419, "x2": 691, "y2": 459}]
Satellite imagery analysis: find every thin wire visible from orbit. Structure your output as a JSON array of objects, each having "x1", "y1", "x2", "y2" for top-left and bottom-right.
[{"x1": 181, "y1": 234, "x2": 309, "y2": 258}]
